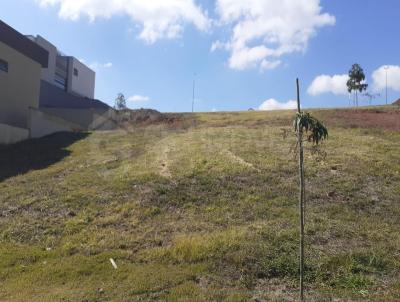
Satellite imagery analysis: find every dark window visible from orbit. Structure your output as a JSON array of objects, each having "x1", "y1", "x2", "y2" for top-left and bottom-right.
[
  {"x1": 73, "y1": 68, "x2": 78, "y2": 76},
  {"x1": 54, "y1": 73, "x2": 67, "y2": 90},
  {"x1": 0, "y1": 59, "x2": 8, "y2": 73}
]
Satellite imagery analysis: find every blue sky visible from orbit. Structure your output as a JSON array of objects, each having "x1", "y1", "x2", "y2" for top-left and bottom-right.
[{"x1": 1, "y1": 0, "x2": 399, "y2": 112}]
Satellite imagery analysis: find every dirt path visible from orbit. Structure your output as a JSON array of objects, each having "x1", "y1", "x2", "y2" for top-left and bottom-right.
[
  {"x1": 159, "y1": 145, "x2": 172, "y2": 178},
  {"x1": 222, "y1": 149, "x2": 260, "y2": 172}
]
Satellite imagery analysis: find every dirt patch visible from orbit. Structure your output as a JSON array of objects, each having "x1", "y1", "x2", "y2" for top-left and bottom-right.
[
  {"x1": 206, "y1": 117, "x2": 292, "y2": 129},
  {"x1": 222, "y1": 149, "x2": 260, "y2": 172},
  {"x1": 316, "y1": 108, "x2": 400, "y2": 131},
  {"x1": 115, "y1": 109, "x2": 166, "y2": 124},
  {"x1": 252, "y1": 279, "x2": 297, "y2": 302},
  {"x1": 115, "y1": 109, "x2": 195, "y2": 131},
  {"x1": 159, "y1": 145, "x2": 172, "y2": 178}
]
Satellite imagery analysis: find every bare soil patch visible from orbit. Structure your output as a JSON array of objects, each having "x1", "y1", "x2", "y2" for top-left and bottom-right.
[
  {"x1": 159, "y1": 145, "x2": 172, "y2": 178},
  {"x1": 316, "y1": 108, "x2": 400, "y2": 131},
  {"x1": 222, "y1": 149, "x2": 260, "y2": 172},
  {"x1": 115, "y1": 109, "x2": 194, "y2": 131}
]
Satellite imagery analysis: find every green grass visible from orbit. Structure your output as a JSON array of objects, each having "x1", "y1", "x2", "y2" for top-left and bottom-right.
[{"x1": 0, "y1": 108, "x2": 399, "y2": 301}]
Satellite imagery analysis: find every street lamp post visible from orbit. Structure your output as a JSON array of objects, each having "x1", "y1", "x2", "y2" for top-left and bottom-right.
[
  {"x1": 384, "y1": 66, "x2": 389, "y2": 105},
  {"x1": 192, "y1": 73, "x2": 196, "y2": 113}
]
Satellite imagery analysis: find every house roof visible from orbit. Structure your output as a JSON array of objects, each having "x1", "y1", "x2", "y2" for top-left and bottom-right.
[{"x1": 0, "y1": 20, "x2": 48, "y2": 67}]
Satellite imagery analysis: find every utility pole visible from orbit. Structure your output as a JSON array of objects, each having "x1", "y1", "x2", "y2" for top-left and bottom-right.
[
  {"x1": 384, "y1": 66, "x2": 388, "y2": 105},
  {"x1": 296, "y1": 78, "x2": 305, "y2": 301},
  {"x1": 192, "y1": 73, "x2": 196, "y2": 113}
]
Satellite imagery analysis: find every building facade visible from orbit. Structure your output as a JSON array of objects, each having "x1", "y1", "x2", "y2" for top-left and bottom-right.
[
  {"x1": 27, "y1": 35, "x2": 95, "y2": 99},
  {"x1": 0, "y1": 20, "x2": 48, "y2": 130},
  {"x1": 0, "y1": 20, "x2": 113, "y2": 145}
]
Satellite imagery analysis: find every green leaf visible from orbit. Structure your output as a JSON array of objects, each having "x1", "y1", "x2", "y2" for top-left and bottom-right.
[{"x1": 293, "y1": 112, "x2": 328, "y2": 145}]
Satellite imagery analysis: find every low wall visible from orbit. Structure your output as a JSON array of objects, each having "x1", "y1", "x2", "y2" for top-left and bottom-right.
[
  {"x1": 0, "y1": 107, "x2": 119, "y2": 145},
  {"x1": 40, "y1": 107, "x2": 118, "y2": 131},
  {"x1": 90, "y1": 110, "x2": 119, "y2": 130},
  {"x1": 29, "y1": 108, "x2": 84, "y2": 139},
  {"x1": 0, "y1": 123, "x2": 29, "y2": 145}
]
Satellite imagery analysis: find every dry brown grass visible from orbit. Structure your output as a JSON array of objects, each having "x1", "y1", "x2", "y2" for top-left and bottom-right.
[{"x1": 0, "y1": 106, "x2": 399, "y2": 301}]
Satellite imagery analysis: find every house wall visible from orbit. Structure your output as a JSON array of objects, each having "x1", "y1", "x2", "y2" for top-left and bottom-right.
[
  {"x1": 0, "y1": 41, "x2": 42, "y2": 129},
  {"x1": 68, "y1": 58, "x2": 95, "y2": 99},
  {"x1": 39, "y1": 80, "x2": 109, "y2": 109},
  {"x1": 27, "y1": 36, "x2": 95, "y2": 99},
  {"x1": 32, "y1": 35, "x2": 57, "y2": 85}
]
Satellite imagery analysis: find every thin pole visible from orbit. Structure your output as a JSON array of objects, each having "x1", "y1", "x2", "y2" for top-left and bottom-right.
[
  {"x1": 192, "y1": 73, "x2": 196, "y2": 113},
  {"x1": 356, "y1": 91, "x2": 358, "y2": 107},
  {"x1": 296, "y1": 78, "x2": 305, "y2": 301},
  {"x1": 385, "y1": 66, "x2": 388, "y2": 105}
]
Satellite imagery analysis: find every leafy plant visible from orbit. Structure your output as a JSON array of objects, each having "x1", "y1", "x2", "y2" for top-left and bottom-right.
[{"x1": 294, "y1": 112, "x2": 328, "y2": 145}]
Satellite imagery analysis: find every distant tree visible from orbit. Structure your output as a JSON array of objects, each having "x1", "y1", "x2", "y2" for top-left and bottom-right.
[
  {"x1": 362, "y1": 92, "x2": 380, "y2": 106},
  {"x1": 115, "y1": 93, "x2": 127, "y2": 110},
  {"x1": 347, "y1": 64, "x2": 368, "y2": 107}
]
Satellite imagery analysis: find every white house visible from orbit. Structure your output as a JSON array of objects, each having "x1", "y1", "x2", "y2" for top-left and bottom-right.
[
  {"x1": 27, "y1": 35, "x2": 95, "y2": 99},
  {"x1": 0, "y1": 20, "x2": 115, "y2": 145}
]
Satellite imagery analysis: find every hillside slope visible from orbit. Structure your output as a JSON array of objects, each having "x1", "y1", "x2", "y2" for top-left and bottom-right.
[{"x1": 0, "y1": 107, "x2": 399, "y2": 301}]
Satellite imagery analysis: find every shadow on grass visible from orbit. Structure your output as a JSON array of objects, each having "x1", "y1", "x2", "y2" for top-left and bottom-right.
[{"x1": 0, "y1": 132, "x2": 90, "y2": 182}]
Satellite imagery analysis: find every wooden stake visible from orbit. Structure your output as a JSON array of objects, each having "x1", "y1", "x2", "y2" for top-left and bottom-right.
[{"x1": 296, "y1": 78, "x2": 305, "y2": 301}]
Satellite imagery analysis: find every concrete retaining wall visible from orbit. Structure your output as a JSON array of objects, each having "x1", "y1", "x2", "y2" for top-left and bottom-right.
[
  {"x1": 39, "y1": 107, "x2": 118, "y2": 130},
  {"x1": 0, "y1": 123, "x2": 29, "y2": 145},
  {"x1": 29, "y1": 108, "x2": 84, "y2": 139},
  {"x1": 1, "y1": 107, "x2": 118, "y2": 145},
  {"x1": 90, "y1": 110, "x2": 119, "y2": 130}
]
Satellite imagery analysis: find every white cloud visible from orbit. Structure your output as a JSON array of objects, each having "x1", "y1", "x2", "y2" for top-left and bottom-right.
[
  {"x1": 307, "y1": 74, "x2": 349, "y2": 96},
  {"x1": 211, "y1": 40, "x2": 228, "y2": 52},
  {"x1": 213, "y1": 0, "x2": 335, "y2": 71},
  {"x1": 258, "y1": 99, "x2": 297, "y2": 111},
  {"x1": 372, "y1": 65, "x2": 400, "y2": 91},
  {"x1": 88, "y1": 61, "x2": 113, "y2": 70},
  {"x1": 128, "y1": 95, "x2": 150, "y2": 103},
  {"x1": 36, "y1": 0, "x2": 210, "y2": 44},
  {"x1": 260, "y1": 59, "x2": 282, "y2": 71}
]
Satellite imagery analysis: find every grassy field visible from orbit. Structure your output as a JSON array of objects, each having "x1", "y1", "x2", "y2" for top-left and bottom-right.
[{"x1": 0, "y1": 107, "x2": 399, "y2": 301}]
